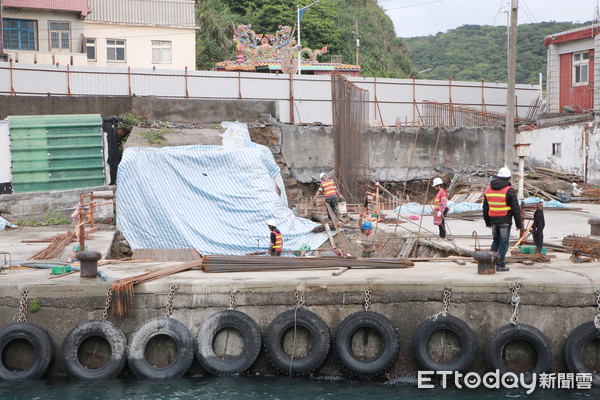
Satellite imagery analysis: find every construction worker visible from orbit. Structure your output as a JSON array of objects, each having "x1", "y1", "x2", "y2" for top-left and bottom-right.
[
  {"x1": 267, "y1": 219, "x2": 283, "y2": 256},
  {"x1": 432, "y1": 177, "x2": 448, "y2": 238},
  {"x1": 532, "y1": 201, "x2": 545, "y2": 254},
  {"x1": 355, "y1": 218, "x2": 376, "y2": 258},
  {"x1": 314, "y1": 173, "x2": 339, "y2": 220},
  {"x1": 483, "y1": 167, "x2": 523, "y2": 272}
]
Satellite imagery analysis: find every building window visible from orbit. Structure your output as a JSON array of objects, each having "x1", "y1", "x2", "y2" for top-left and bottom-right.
[
  {"x1": 552, "y1": 143, "x2": 561, "y2": 156},
  {"x1": 49, "y1": 21, "x2": 71, "y2": 51},
  {"x1": 152, "y1": 41, "x2": 172, "y2": 64},
  {"x1": 573, "y1": 51, "x2": 589, "y2": 86},
  {"x1": 86, "y1": 38, "x2": 96, "y2": 61},
  {"x1": 107, "y1": 39, "x2": 126, "y2": 62},
  {"x1": 2, "y1": 18, "x2": 38, "y2": 51}
]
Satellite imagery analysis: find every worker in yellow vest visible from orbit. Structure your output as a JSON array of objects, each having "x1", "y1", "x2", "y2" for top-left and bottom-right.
[
  {"x1": 483, "y1": 167, "x2": 523, "y2": 272},
  {"x1": 267, "y1": 219, "x2": 283, "y2": 256},
  {"x1": 314, "y1": 173, "x2": 339, "y2": 220}
]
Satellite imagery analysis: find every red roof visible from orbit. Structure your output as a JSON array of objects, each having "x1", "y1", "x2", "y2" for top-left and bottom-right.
[
  {"x1": 543, "y1": 25, "x2": 600, "y2": 46},
  {"x1": 3, "y1": 0, "x2": 91, "y2": 17}
]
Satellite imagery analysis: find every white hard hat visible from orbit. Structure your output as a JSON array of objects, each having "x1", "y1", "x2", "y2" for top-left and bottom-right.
[
  {"x1": 267, "y1": 219, "x2": 276, "y2": 227},
  {"x1": 319, "y1": 173, "x2": 327, "y2": 179},
  {"x1": 432, "y1": 177, "x2": 443, "y2": 187},
  {"x1": 497, "y1": 167, "x2": 512, "y2": 178}
]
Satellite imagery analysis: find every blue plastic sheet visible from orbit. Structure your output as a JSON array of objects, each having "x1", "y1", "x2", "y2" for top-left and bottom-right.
[
  {"x1": 116, "y1": 122, "x2": 328, "y2": 255},
  {"x1": 0, "y1": 216, "x2": 17, "y2": 231}
]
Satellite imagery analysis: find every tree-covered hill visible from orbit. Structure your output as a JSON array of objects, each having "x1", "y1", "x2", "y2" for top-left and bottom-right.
[
  {"x1": 195, "y1": 0, "x2": 416, "y2": 78},
  {"x1": 406, "y1": 22, "x2": 590, "y2": 84}
]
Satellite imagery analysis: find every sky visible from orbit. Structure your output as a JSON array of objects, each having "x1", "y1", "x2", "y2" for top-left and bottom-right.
[{"x1": 382, "y1": 0, "x2": 600, "y2": 37}]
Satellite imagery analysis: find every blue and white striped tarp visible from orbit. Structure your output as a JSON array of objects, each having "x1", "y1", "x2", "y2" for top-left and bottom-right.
[{"x1": 116, "y1": 122, "x2": 328, "y2": 255}]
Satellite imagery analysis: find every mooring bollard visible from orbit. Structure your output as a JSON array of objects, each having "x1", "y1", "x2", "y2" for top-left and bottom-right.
[
  {"x1": 473, "y1": 251, "x2": 500, "y2": 275},
  {"x1": 76, "y1": 251, "x2": 102, "y2": 278},
  {"x1": 589, "y1": 217, "x2": 600, "y2": 236}
]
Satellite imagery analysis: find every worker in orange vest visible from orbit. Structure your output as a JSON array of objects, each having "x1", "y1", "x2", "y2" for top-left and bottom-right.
[
  {"x1": 314, "y1": 172, "x2": 339, "y2": 220},
  {"x1": 432, "y1": 177, "x2": 448, "y2": 238},
  {"x1": 267, "y1": 219, "x2": 283, "y2": 256},
  {"x1": 483, "y1": 167, "x2": 523, "y2": 272}
]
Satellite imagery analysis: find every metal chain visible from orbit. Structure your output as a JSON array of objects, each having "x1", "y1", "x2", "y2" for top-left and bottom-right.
[
  {"x1": 228, "y1": 290, "x2": 237, "y2": 310},
  {"x1": 509, "y1": 282, "x2": 521, "y2": 325},
  {"x1": 594, "y1": 290, "x2": 600, "y2": 329},
  {"x1": 294, "y1": 289, "x2": 306, "y2": 310},
  {"x1": 17, "y1": 289, "x2": 30, "y2": 324},
  {"x1": 442, "y1": 288, "x2": 452, "y2": 315},
  {"x1": 101, "y1": 287, "x2": 113, "y2": 321},
  {"x1": 164, "y1": 285, "x2": 179, "y2": 318},
  {"x1": 364, "y1": 289, "x2": 372, "y2": 311}
]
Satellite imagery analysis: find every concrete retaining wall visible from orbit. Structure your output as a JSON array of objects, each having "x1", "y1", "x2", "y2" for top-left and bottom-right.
[
  {"x1": 0, "y1": 282, "x2": 596, "y2": 378},
  {"x1": 282, "y1": 125, "x2": 505, "y2": 183},
  {"x1": 0, "y1": 96, "x2": 278, "y2": 124}
]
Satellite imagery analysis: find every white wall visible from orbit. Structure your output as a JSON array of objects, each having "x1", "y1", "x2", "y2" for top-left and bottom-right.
[
  {"x1": 519, "y1": 121, "x2": 600, "y2": 184},
  {"x1": 0, "y1": 62, "x2": 542, "y2": 126},
  {"x1": 83, "y1": 22, "x2": 196, "y2": 70}
]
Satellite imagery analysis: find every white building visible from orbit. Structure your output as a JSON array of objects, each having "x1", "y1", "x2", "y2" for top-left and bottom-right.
[
  {"x1": 1, "y1": 0, "x2": 197, "y2": 70},
  {"x1": 84, "y1": 0, "x2": 196, "y2": 70}
]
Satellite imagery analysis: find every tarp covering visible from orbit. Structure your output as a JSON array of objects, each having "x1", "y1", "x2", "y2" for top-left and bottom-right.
[
  {"x1": 394, "y1": 197, "x2": 569, "y2": 215},
  {"x1": 0, "y1": 216, "x2": 17, "y2": 231},
  {"x1": 116, "y1": 122, "x2": 328, "y2": 255}
]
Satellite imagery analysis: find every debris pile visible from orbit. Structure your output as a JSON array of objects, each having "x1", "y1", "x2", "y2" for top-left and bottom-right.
[{"x1": 562, "y1": 235, "x2": 600, "y2": 262}]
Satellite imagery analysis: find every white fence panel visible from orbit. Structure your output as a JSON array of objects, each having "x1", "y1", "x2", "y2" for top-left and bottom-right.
[
  {"x1": 71, "y1": 67, "x2": 130, "y2": 96},
  {"x1": 0, "y1": 62, "x2": 543, "y2": 125},
  {"x1": 189, "y1": 71, "x2": 238, "y2": 99}
]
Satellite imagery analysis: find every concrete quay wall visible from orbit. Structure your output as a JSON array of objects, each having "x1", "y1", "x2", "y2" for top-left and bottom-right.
[{"x1": 0, "y1": 268, "x2": 597, "y2": 378}]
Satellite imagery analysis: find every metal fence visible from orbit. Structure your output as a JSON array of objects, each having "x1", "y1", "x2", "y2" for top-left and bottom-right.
[
  {"x1": 331, "y1": 72, "x2": 369, "y2": 203},
  {"x1": 0, "y1": 61, "x2": 543, "y2": 126}
]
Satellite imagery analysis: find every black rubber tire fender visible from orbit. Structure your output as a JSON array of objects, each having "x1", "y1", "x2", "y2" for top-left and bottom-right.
[
  {"x1": 485, "y1": 323, "x2": 554, "y2": 382},
  {"x1": 127, "y1": 317, "x2": 194, "y2": 379},
  {"x1": 334, "y1": 311, "x2": 400, "y2": 377},
  {"x1": 264, "y1": 308, "x2": 331, "y2": 376},
  {"x1": 60, "y1": 320, "x2": 127, "y2": 380},
  {"x1": 195, "y1": 309, "x2": 261, "y2": 376},
  {"x1": 0, "y1": 323, "x2": 54, "y2": 381},
  {"x1": 412, "y1": 314, "x2": 477, "y2": 373},
  {"x1": 564, "y1": 321, "x2": 600, "y2": 386}
]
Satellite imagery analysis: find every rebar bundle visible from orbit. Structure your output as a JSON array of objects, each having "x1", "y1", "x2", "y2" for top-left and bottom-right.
[
  {"x1": 331, "y1": 72, "x2": 369, "y2": 203},
  {"x1": 562, "y1": 235, "x2": 600, "y2": 262},
  {"x1": 201, "y1": 255, "x2": 414, "y2": 273},
  {"x1": 29, "y1": 231, "x2": 75, "y2": 260},
  {"x1": 111, "y1": 260, "x2": 203, "y2": 317},
  {"x1": 421, "y1": 100, "x2": 531, "y2": 127}
]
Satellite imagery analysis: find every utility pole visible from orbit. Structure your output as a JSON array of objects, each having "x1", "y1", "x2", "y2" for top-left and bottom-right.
[
  {"x1": 352, "y1": 21, "x2": 360, "y2": 66},
  {"x1": 504, "y1": 0, "x2": 518, "y2": 167}
]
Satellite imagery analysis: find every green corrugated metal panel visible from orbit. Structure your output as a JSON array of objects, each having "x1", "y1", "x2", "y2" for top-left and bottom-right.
[{"x1": 8, "y1": 114, "x2": 105, "y2": 193}]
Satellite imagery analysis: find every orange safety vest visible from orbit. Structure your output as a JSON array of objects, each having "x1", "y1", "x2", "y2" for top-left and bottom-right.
[
  {"x1": 321, "y1": 179, "x2": 337, "y2": 198},
  {"x1": 273, "y1": 230, "x2": 283, "y2": 250},
  {"x1": 485, "y1": 186, "x2": 511, "y2": 217},
  {"x1": 434, "y1": 189, "x2": 447, "y2": 212}
]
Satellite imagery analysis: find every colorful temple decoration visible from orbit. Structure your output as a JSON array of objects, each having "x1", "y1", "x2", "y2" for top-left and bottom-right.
[{"x1": 216, "y1": 24, "x2": 359, "y2": 76}]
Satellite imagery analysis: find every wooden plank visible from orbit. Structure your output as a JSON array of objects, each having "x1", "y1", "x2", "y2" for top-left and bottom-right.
[
  {"x1": 324, "y1": 202, "x2": 351, "y2": 255},
  {"x1": 322, "y1": 222, "x2": 336, "y2": 248}
]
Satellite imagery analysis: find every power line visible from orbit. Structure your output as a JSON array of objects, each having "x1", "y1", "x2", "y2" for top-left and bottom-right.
[
  {"x1": 520, "y1": 0, "x2": 538, "y2": 24},
  {"x1": 384, "y1": 0, "x2": 443, "y2": 12}
]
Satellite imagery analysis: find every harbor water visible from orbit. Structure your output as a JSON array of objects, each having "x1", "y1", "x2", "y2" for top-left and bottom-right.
[{"x1": 0, "y1": 375, "x2": 596, "y2": 400}]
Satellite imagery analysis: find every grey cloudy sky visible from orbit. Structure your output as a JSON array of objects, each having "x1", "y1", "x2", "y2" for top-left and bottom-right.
[{"x1": 381, "y1": 0, "x2": 599, "y2": 37}]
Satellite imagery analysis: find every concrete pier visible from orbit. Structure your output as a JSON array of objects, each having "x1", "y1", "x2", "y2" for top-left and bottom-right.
[{"x1": 0, "y1": 204, "x2": 599, "y2": 378}]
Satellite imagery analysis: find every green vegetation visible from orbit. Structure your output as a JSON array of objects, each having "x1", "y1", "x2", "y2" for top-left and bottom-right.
[
  {"x1": 140, "y1": 128, "x2": 174, "y2": 145},
  {"x1": 406, "y1": 22, "x2": 590, "y2": 84},
  {"x1": 118, "y1": 109, "x2": 148, "y2": 133},
  {"x1": 194, "y1": 0, "x2": 416, "y2": 78},
  {"x1": 29, "y1": 298, "x2": 40, "y2": 313},
  {"x1": 17, "y1": 212, "x2": 70, "y2": 227}
]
